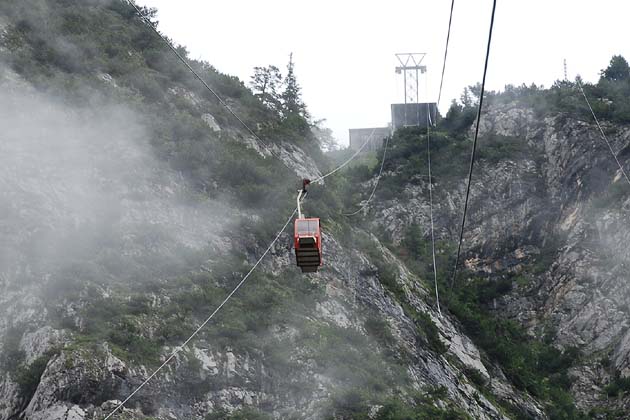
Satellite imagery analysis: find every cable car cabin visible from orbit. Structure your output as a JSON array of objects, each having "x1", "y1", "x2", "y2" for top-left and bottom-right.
[{"x1": 294, "y1": 218, "x2": 322, "y2": 273}]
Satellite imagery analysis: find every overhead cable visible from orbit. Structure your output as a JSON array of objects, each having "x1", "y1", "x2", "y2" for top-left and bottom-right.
[
  {"x1": 312, "y1": 128, "x2": 377, "y2": 184},
  {"x1": 344, "y1": 134, "x2": 390, "y2": 216},
  {"x1": 425, "y1": 77, "x2": 442, "y2": 315},
  {"x1": 576, "y1": 79, "x2": 630, "y2": 187},
  {"x1": 437, "y1": 0, "x2": 456, "y2": 107},
  {"x1": 104, "y1": 207, "x2": 298, "y2": 419},
  {"x1": 449, "y1": 0, "x2": 497, "y2": 289}
]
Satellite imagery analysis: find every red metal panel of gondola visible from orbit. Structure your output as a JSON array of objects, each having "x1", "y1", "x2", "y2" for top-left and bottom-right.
[
  {"x1": 294, "y1": 179, "x2": 322, "y2": 273},
  {"x1": 294, "y1": 218, "x2": 322, "y2": 272}
]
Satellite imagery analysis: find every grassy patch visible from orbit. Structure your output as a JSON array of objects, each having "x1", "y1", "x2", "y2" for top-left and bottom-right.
[
  {"x1": 477, "y1": 134, "x2": 530, "y2": 164},
  {"x1": 14, "y1": 349, "x2": 59, "y2": 402},
  {"x1": 387, "y1": 219, "x2": 585, "y2": 418},
  {"x1": 442, "y1": 280, "x2": 585, "y2": 419},
  {"x1": 604, "y1": 373, "x2": 630, "y2": 397}
]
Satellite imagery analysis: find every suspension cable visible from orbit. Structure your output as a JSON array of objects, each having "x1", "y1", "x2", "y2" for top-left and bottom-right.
[
  {"x1": 312, "y1": 128, "x2": 377, "y2": 184},
  {"x1": 427, "y1": 0, "x2": 456, "y2": 311},
  {"x1": 344, "y1": 135, "x2": 390, "y2": 216},
  {"x1": 104, "y1": 122, "x2": 382, "y2": 415},
  {"x1": 105, "y1": 4, "x2": 466, "y2": 416},
  {"x1": 104, "y1": 121, "x2": 382, "y2": 418},
  {"x1": 104, "y1": 207, "x2": 298, "y2": 419},
  {"x1": 576, "y1": 79, "x2": 630, "y2": 187},
  {"x1": 426, "y1": 77, "x2": 442, "y2": 316},
  {"x1": 437, "y1": 0, "x2": 455, "y2": 107},
  {"x1": 449, "y1": 0, "x2": 497, "y2": 290},
  {"x1": 125, "y1": 1, "x2": 295, "y2": 174},
  {"x1": 104, "y1": 123, "x2": 381, "y2": 415}
]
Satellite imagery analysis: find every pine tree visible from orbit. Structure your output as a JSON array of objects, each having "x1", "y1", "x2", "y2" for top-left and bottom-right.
[
  {"x1": 601, "y1": 55, "x2": 630, "y2": 82},
  {"x1": 281, "y1": 53, "x2": 308, "y2": 119}
]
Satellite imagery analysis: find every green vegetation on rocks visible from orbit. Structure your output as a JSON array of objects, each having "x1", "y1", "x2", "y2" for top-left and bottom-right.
[{"x1": 3, "y1": 0, "x2": 630, "y2": 418}]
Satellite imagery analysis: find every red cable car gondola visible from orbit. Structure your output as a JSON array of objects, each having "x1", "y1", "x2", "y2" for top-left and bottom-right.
[
  {"x1": 294, "y1": 217, "x2": 322, "y2": 272},
  {"x1": 294, "y1": 179, "x2": 322, "y2": 273}
]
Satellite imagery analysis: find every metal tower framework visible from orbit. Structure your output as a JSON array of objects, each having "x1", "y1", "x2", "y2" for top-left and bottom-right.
[
  {"x1": 395, "y1": 53, "x2": 428, "y2": 127},
  {"x1": 564, "y1": 59, "x2": 568, "y2": 81},
  {"x1": 395, "y1": 53, "x2": 427, "y2": 104}
]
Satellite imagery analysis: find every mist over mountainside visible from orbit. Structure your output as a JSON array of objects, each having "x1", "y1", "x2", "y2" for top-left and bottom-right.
[{"x1": 2, "y1": 1, "x2": 630, "y2": 420}]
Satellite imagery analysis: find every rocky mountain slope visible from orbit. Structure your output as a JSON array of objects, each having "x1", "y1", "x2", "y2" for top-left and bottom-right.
[
  {"x1": 366, "y1": 96, "x2": 630, "y2": 418},
  {"x1": 2, "y1": 1, "x2": 630, "y2": 419},
  {"x1": 0, "y1": 69, "x2": 533, "y2": 419}
]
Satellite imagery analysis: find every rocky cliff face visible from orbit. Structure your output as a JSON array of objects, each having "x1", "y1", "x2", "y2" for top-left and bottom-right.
[
  {"x1": 0, "y1": 58, "x2": 613, "y2": 420},
  {"x1": 0, "y1": 65, "x2": 552, "y2": 419},
  {"x1": 2, "y1": 1, "x2": 630, "y2": 419},
  {"x1": 0, "y1": 72, "x2": 536, "y2": 419},
  {"x1": 371, "y1": 100, "x2": 630, "y2": 416}
]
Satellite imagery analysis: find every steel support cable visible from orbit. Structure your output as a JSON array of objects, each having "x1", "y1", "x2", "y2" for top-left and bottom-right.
[
  {"x1": 437, "y1": 0, "x2": 456, "y2": 107},
  {"x1": 106, "y1": 2, "x2": 471, "y2": 414},
  {"x1": 425, "y1": 77, "x2": 442, "y2": 316},
  {"x1": 104, "y1": 7, "x2": 406, "y2": 419},
  {"x1": 104, "y1": 207, "x2": 298, "y2": 420},
  {"x1": 311, "y1": 128, "x2": 377, "y2": 184},
  {"x1": 126, "y1": 1, "x2": 295, "y2": 174},
  {"x1": 343, "y1": 134, "x2": 390, "y2": 216},
  {"x1": 428, "y1": 0, "x2": 454, "y2": 310},
  {"x1": 428, "y1": 0, "x2": 457, "y2": 305},
  {"x1": 104, "y1": 125, "x2": 382, "y2": 418},
  {"x1": 576, "y1": 79, "x2": 630, "y2": 187},
  {"x1": 449, "y1": 0, "x2": 497, "y2": 290}
]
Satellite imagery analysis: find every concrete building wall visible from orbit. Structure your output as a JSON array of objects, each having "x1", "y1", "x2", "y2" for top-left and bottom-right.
[
  {"x1": 391, "y1": 103, "x2": 437, "y2": 131},
  {"x1": 348, "y1": 127, "x2": 391, "y2": 152}
]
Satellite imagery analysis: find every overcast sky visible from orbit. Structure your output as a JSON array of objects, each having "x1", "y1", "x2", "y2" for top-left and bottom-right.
[{"x1": 140, "y1": 0, "x2": 630, "y2": 146}]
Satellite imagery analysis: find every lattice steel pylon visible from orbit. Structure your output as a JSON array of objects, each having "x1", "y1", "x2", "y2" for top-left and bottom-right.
[
  {"x1": 395, "y1": 53, "x2": 427, "y2": 127},
  {"x1": 395, "y1": 53, "x2": 427, "y2": 104}
]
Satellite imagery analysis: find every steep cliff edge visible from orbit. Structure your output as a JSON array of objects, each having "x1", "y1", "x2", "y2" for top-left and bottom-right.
[{"x1": 365, "y1": 94, "x2": 630, "y2": 418}]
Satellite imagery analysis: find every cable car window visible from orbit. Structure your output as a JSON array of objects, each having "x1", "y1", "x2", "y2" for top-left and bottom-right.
[
  {"x1": 296, "y1": 220, "x2": 310, "y2": 234},
  {"x1": 297, "y1": 220, "x2": 318, "y2": 234}
]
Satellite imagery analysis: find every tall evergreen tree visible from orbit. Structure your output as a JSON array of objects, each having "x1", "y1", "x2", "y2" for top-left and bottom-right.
[
  {"x1": 281, "y1": 53, "x2": 308, "y2": 119},
  {"x1": 601, "y1": 55, "x2": 630, "y2": 82}
]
